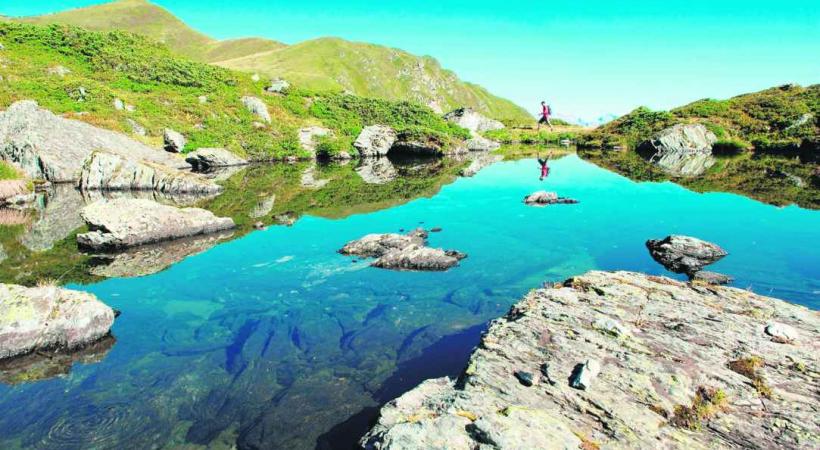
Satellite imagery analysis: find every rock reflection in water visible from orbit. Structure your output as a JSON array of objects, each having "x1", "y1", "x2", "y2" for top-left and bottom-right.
[
  {"x1": 0, "y1": 335, "x2": 116, "y2": 385},
  {"x1": 355, "y1": 157, "x2": 398, "y2": 184}
]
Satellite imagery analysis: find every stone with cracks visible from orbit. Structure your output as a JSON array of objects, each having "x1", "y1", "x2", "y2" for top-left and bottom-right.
[
  {"x1": 523, "y1": 190, "x2": 579, "y2": 206},
  {"x1": 340, "y1": 229, "x2": 466, "y2": 271},
  {"x1": 646, "y1": 235, "x2": 728, "y2": 276},
  {"x1": 637, "y1": 124, "x2": 718, "y2": 177},
  {"x1": 443, "y1": 107, "x2": 504, "y2": 134},
  {"x1": 163, "y1": 128, "x2": 186, "y2": 153},
  {"x1": 185, "y1": 148, "x2": 248, "y2": 170},
  {"x1": 354, "y1": 125, "x2": 397, "y2": 157}
]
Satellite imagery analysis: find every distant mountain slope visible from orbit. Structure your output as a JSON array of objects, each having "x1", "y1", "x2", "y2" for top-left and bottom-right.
[{"x1": 17, "y1": 0, "x2": 531, "y2": 123}]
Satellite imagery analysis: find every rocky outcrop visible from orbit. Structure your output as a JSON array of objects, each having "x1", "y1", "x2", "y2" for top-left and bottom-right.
[
  {"x1": 0, "y1": 100, "x2": 189, "y2": 182},
  {"x1": 465, "y1": 134, "x2": 501, "y2": 152},
  {"x1": 692, "y1": 271, "x2": 734, "y2": 285},
  {"x1": 299, "y1": 126, "x2": 332, "y2": 156},
  {"x1": 163, "y1": 128, "x2": 186, "y2": 153},
  {"x1": 77, "y1": 198, "x2": 235, "y2": 250},
  {"x1": 443, "y1": 107, "x2": 504, "y2": 134},
  {"x1": 185, "y1": 148, "x2": 248, "y2": 170},
  {"x1": 340, "y1": 229, "x2": 466, "y2": 271},
  {"x1": 391, "y1": 131, "x2": 446, "y2": 156},
  {"x1": 637, "y1": 124, "x2": 718, "y2": 177},
  {"x1": 241, "y1": 96, "x2": 271, "y2": 123},
  {"x1": 460, "y1": 154, "x2": 502, "y2": 177},
  {"x1": 77, "y1": 150, "x2": 222, "y2": 194},
  {"x1": 0, "y1": 283, "x2": 115, "y2": 361},
  {"x1": 354, "y1": 125, "x2": 397, "y2": 157},
  {"x1": 362, "y1": 271, "x2": 819, "y2": 450},
  {"x1": 266, "y1": 78, "x2": 290, "y2": 93},
  {"x1": 646, "y1": 235, "x2": 728, "y2": 276},
  {"x1": 356, "y1": 157, "x2": 398, "y2": 184},
  {"x1": 523, "y1": 191, "x2": 579, "y2": 206}
]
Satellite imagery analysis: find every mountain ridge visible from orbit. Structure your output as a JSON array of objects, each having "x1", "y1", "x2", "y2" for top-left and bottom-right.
[{"x1": 15, "y1": 0, "x2": 532, "y2": 123}]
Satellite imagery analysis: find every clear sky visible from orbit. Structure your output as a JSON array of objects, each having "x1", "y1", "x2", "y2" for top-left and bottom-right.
[{"x1": 4, "y1": 0, "x2": 819, "y2": 122}]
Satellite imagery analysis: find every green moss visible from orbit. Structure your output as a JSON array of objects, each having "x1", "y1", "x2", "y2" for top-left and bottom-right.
[
  {"x1": 728, "y1": 356, "x2": 773, "y2": 399},
  {"x1": 0, "y1": 161, "x2": 21, "y2": 180},
  {"x1": 671, "y1": 386, "x2": 728, "y2": 431}
]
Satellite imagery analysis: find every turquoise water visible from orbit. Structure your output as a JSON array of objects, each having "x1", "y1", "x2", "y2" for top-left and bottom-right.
[{"x1": 1, "y1": 155, "x2": 818, "y2": 449}]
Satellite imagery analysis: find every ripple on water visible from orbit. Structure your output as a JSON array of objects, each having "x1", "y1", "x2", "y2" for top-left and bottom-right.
[{"x1": 38, "y1": 401, "x2": 161, "y2": 449}]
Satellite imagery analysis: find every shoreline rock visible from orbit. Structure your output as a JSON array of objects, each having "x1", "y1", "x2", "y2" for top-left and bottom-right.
[
  {"x1": 354, "y1": 125, "x2": 397, "y2": 157},
  {"x1": 0, "y1": 283, "x2": 116, "y2": 361},
  {"x1": 340, "y1": 229, "x2": 466, "y2": 271},
  {"x1": 77, "y1": 198, "x2": 235, "y2": 250},
  {"x1": 185, "y1": 148, "x2": 248, "y2": 171},
  {"x1": 362, "y1": 270, "x2": 819, "y2": 449},
  {"x1": 637, "y1": 124, "x2": 717, "y2": 177}
]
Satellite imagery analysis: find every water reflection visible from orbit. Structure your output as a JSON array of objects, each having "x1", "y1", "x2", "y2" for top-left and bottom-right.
[{"x1": 0, "y1": 335, "x2": 116, "y2": 385}]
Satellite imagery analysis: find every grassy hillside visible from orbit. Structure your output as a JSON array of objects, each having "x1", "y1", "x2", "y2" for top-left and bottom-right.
[
  {"x1": 580, "y1": 84, "x2": 819, "y2": 158},
  {"x1": 0, "y1": 22, "x2": 466, "y2": 160},
  {"x1": 16, "y1": 0, "x2": 532, "y2": 124}
]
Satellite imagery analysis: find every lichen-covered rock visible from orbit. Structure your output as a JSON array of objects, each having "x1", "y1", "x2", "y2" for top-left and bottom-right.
[
  {"x1": 0, "y1": 283, "x2": 115, "y2": 360},
  {"x1": 443, "y1": 107, "x2": 504, "y2": 133},
  {"x1": 646, "y1": 235, "x2": 728, "y2": 276},
  {"x1": 77, "y1": 198, "x2": 235, "y2": 250},
  {"x1": 185, "y1": 147, "x2": 248, "y2": 170},
  {"x1": 241, "y1": 96, "x2": 271, "y2": 123},
  {"x1": 354, "y1": 125, "x2": 397, "y2": 157},
  {"x1": 0, "y1": 100, "x2": 189, "y2": 182},
  {"x1": 362, "y1": 271, "x2": 820, "y2": 449},
  {"x1": 163, "y1": 128, "x2": 186, "y2": 153},
  {"x1": 78, "y1": 150, "x2": 221, "y2": 195},
  {"x1": 637, "y1": 124, "x2": 718, "y2": 176},
  {"x1": 340, "y1": 229, "x2": 466, "y2": 271},
  {"x1": 523, "y1": 191, "x2": 579, "y2": 206}
]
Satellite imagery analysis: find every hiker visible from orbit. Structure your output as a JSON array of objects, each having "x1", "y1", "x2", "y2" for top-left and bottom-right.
[
  {"x1": 537, "y1": 152, "x2": 552, "y2": 180},
  {"x1": 537, "y1": 101, "x2": 554, "y2": 131}
]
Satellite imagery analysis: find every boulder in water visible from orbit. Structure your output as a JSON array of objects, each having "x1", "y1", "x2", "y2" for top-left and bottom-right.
[
  {"x1": 523, "y1": 191, "x2": 579, "y2": 206},
  {"x1": 353, "y1": 125, "x2": 397, "y2": 157},
  {"x1": 77, "y1": 198, "x2": 235, "y2": 250},
  {"x1": 637, "y1": 124, "x2": 717, "y2": 177},
  {"x1": 646, "y1": 235, "x2": 727, "y2": 276},
  {"x1": 0, "y1": 283, "x2": 115, "y2": 361},
  {"x1": 340, "y1": 229, "x2": 466, "y2": 271}
]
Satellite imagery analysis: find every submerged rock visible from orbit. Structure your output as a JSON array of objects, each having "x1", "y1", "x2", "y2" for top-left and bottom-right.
[
  {"x1": 354, "y1": 125, "x2": 397, "y2": 157},
  {"x1": 185, "y1": 147, "x2": 248, "y2": 170},
  {"x1": 0, "y1": 283, "x2": 115, "y2": 361},
  {"x1": 443, "y1": 107, "x2": 504, "y2": 134},
  {"x1": 637, "y1": 124, "x2": 717, "y2": 177},
  {"x1": 523, "y1": 191, "x2": 579, "y2": 206},
  {"x1": 0, "y1": 100, "x2": 189, "y2": 182},
  {"x1": 241, "y1": 96, "x2": 271, "y2": 123},
  {"x1": 77, "y1": 198, "x2": 235, "y2": 250},
  {"x1": 646, "y1": 235, "x2": 727, "y2": 276},
  {"x1": 77, "y1": 150, "x2": 221, "y2": 194},
  {"x1": 163, "y1": 128, "x2": 186, "y2": 153},
  {"x1": 340, "y1": 229, "x2": 466, "y2": 271},
  {"x1": 362, "y1": 271, "x2": 819, "y2": 449}
]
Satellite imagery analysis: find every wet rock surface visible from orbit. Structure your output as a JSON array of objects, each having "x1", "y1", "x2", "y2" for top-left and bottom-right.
[
  {"x1": 523, "y1": 190, "x2": 579, "y2": 206},
  {"x1": 646, "y1": 235, "x2": 728, "y2": 276},
  {"x1": 77, "y1": 198, "x2": 235, "y2": 250},
  {"x1": 0, "y1": 283, "x2": 115, "y2": 361},
  {"x1": 362, "y1": 271, "x2": 820, "y2": 449},
  {"x1": 637, "y1": 124, "x2": 718, "y2": 177},
  {"x1": 0, "y1": 100, "x2": 189, "y2": 182},
  {"x1": 340, "y1": 229, "x2": 466, "y2": 271}
]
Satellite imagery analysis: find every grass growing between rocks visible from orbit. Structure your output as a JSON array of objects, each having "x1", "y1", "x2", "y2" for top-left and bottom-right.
[
  {"x1": 670, "y1": 386, "x2": 728, "y2": 431},
  {"x1": 728, "y1": 356, "x2": 773, "y2": 399}
]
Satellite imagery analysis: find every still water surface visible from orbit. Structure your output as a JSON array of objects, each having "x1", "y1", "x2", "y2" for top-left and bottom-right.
[{"x1": 1, "y1": 155, "x2": 818, "y2": 449}]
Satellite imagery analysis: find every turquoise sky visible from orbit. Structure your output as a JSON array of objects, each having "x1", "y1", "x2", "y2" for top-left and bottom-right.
[{"x1": 4, "y1": 0, "x2": 819, "y2": 121}]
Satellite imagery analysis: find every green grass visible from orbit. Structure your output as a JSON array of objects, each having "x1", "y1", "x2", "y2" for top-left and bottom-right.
[
  {"x1": 0, "y1": 161, "x2": 21, "y2": 180},
  {"x1": 18, "y1": 0, "x2": 532, "y2": 123}
]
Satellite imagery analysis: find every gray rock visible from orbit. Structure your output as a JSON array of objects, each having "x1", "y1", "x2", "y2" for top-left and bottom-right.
[
  {"x1": 443, "y1": 107, "x2": 504, "y2": 133},
  {"x1": 241, "y1": 96, "x2": 271, "y2": 123},
  {"x1": 163, "y1": 128, "x2": 186, "y2": 153},
  {"x1": 185, "y1": 148, "x2": 248, "y2": 170},
  {"x1": 340, "y1": 229, "x2": 466, "y2": 271},
  {"x1": 569, "y1": 359, "x2": 601, "y2": 390},
  {"x1": 362, "y1": 271, "x2": 820, "y2": 449},
  {"x1": 465, "y1": 134, "x2": 501, "y2": 152},
  {"x1": 46, "y1": 65, "x2": 71, "y2": 77},
  {"x1": 523, "y1": 190, "x2": 579, "y2": 206},
  {"x1": 126, "y1": 118, "x2": 146, "y2": 136},
  {"x1": 198, "y1": 95, "x2": 208, "y2": 104},
  {"x1": 265, "y1": 78, "x2": 290, "y2": 93},
  {"x1": 19, "y1": 184, "x2": 85, "y2": 252},
  {"x1": 460, "y1": 153, "x2": 502, "y2": 177},
  {"x1": 692, "y1": 271, "x2": 733, "y2": 285},
  {"x1": 77, "y1": 198, "x2": 235, "y2": 250},
  {"x1": 592, "y1": 317, "x2": 629, "y2": 337},
  {"x1": 298, "y1": 126, "x2": 331, "y2": 156},
  {"x1": 355, "y1": 157, "x2": 398, "y2": 184},
  {"x1": 77, "y1": 150, "x2": 221, "y2": 195},
  {"x1": 765, "y1": 322, "x2": 799, "y2": 343},
  {"x1": 514, "y1": 370, "x2": 536, "y2": 386},
  {"x1": 637, "y1": 124, "x2": 718, "y2": 176},
  {"x1": 646, "y1": 235, "x2": 727, "y2": 276},
  {"x1": 0, "y1": 283, "x2": 115, "y2": 360},
  {"x1": 0, "y1": 100, "x2": 189, "y2": 182},
  {"x1": 391, "y1": 131, "x2": 446, "y2": 156},
  {"x1": 353, "y1": 125, "x2": 397, "y2": 157}
]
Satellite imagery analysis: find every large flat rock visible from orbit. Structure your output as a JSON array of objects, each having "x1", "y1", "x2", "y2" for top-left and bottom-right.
[
  {"x1": 0, "y1": 100, "x2": 189, "y2": 182},
  {"x1": 77, "y1": 198, "x2": 235, "y2": 250},
  {"x1": 0, "y1": 283, "x2": 115, "y2": 360},
  {"x1": 362, "y1": 271, "x2": 819, "y2": 449}
]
